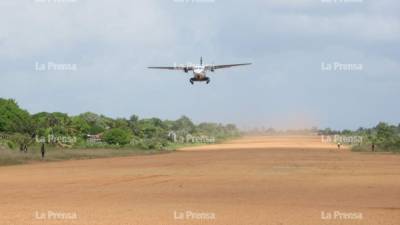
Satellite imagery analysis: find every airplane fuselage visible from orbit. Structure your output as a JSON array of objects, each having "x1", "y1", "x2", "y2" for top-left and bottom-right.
[{"x1": 191, "y1": 65, "x2": 210, "y2": 84}]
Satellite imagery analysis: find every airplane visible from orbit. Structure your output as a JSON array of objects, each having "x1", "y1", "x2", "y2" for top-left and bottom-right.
[{"x1": 148, "y1": 57, "x2": 251, "y2": 84}]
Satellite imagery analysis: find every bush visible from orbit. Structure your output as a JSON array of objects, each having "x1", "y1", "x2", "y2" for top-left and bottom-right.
[
  {"x1": 136, "y1": 138, "x2": 168, "y2": 150},
  {"x1": 103, "y1": 128, "x2": 132, "y2": 146},
  {"x1": 7, "y1": 141, "x2": 16, "y2": 150}
]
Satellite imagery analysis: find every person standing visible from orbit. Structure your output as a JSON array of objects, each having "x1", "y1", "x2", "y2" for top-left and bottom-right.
[
  {"x1": 372, "y1": 143, "x2": 375, "y2": 152},
  {"x1": 41, "y1": 143, "x2": 45, "y2": 160},
  {"x1": 337, "y1": 142, "x2": 341, "y2": 150}
]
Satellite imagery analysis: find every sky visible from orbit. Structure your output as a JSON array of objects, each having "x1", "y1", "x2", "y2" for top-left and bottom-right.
[{"x1": 0, "y1": 0, "x2": 399, "y2": 130}]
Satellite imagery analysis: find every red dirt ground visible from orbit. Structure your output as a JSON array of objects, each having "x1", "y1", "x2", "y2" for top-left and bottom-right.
[{"x1": 0, "y1": 135, "x2": 399, "y2": 225}]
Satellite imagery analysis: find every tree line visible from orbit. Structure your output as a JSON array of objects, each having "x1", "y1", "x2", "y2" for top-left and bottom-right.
[
  {"x1": 0, "y1": 98, "x2": 240, "y2": 150},
  {"x1": 319, "y1": 123, "x2": 400, "y2": 152}
]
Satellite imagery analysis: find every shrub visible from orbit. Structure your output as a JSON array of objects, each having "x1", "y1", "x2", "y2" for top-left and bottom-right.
[
  {"x1": 7, "y1": 141, "x2": 15, "y2": 150},
  {"x1": 103, "y1": 128, "x2": 132, "y2": 146}
]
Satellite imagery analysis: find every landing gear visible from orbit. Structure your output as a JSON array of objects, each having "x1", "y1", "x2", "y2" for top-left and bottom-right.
[{"x1": 189, "y1": 77, "x2": 210, "y2": 85}]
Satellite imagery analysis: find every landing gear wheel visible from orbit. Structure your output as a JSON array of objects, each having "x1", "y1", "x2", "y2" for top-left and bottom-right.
[
  {"x1": 206, "y1": 78, "x2": 210, "y2": 84},
  {"x1": 190, "y1": 78, "x2": 194, "y2": 85}
]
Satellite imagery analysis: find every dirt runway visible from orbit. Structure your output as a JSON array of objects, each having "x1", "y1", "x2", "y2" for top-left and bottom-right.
[{"x1": 0, "y1": 136, "x2": 399, "y2": 225}]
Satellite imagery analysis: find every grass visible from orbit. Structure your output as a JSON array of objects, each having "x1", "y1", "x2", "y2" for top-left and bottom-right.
[
  {"x1": 164, "y1": 142, "x2": 212, "y2": 150},
  {"x1": 0, "y1": 145, "x2": 172, "y2": 167},
  {"x1": 0, "y1": 136, "x2": 238, "y2": 167},
  {"x1": 351, "y1": 144, "x2": 400, "y2": 153}
]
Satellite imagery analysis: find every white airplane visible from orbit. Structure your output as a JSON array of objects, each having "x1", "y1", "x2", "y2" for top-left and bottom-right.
[{"x1": 148, "y1": 57, "x2": 251, "y2": 84}]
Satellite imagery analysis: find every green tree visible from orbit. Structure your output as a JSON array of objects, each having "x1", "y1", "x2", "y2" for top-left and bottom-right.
[
  {"x1": 374, "y1": 122, "x2": 399, "y2": 149},
  {"x1": 172, "y1": 116, "x2": 196, "y2": 134},
  {"x1": 0, "y1": 98, "x2": 32, "y2": 134},
  {"x1": 103, "y1": 128, "x2": 132, "y2": 145},
  {"x1": 128, "y1": 115, "x2": 140, "y2": 134},
  {"x1": 113, "y1": 118, "x2": 130, "y2": 130},
  {"x1": 31, "y1": 112, "x2": 73, "y2": 137},
  {"x1": 71, "y1": 116, "x2": 90, "y2": 137},
  {"x1": 79, "y1": 112, "x2": 111, "y2": 134}
]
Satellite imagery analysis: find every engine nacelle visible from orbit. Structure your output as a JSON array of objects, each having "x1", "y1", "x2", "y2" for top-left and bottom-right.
[
  {"x1": 210, "y1": 65, "x2": 215, "y2": 72},
  {"x1": 184, "y1": 67, "x2": 189, "y2": 73}
]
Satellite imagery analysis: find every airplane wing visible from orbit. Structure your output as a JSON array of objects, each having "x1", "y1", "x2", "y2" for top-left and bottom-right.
[
  {"x1": 207, "y1": 63, "x2": 252, "y2": 70},
  {"x1": 148, "y1": 65, "x2": 194, "y2": 71},
  {"x1": 148, "y1": 66, "x2": 177, "y2": 70}
]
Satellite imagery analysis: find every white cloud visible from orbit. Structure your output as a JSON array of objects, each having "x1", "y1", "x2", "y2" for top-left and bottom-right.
[{"x1": 0, "y1": 0, "x2": 176, "y2": 59}]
